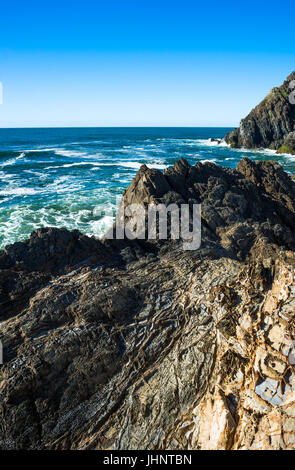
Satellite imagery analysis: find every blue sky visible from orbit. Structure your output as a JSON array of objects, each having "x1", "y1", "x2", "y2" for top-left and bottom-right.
[{"x1": 0, "y1": 0, "x2": 294, "y2": 127}]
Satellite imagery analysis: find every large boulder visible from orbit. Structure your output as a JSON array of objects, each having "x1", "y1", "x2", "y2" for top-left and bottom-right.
[{"x1": 1, "y1": 159, "x2": 295, "y2": 450}]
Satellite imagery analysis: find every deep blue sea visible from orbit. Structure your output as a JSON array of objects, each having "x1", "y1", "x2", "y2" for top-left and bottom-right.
[{"x1": 0, "y1": 127, "x2": 294, "y2": 249}]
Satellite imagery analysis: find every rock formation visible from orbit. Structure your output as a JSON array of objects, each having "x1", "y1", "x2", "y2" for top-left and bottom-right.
[
  {"x1": 225, "y1": 72, "x2": 295, "y2": 154},
  {"x1": 1, "y1": 158, "x2": 295, "y2": 450}
]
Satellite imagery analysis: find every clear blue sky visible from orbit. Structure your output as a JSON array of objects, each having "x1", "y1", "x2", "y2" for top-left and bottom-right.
[{"x1": 0, "y1": 0, "x2": 294, "y2": 127}]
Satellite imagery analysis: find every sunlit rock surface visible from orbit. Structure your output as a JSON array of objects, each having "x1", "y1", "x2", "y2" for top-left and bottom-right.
[{"x1": 0, "y1": 157, "x2": 295, "y2": 450}]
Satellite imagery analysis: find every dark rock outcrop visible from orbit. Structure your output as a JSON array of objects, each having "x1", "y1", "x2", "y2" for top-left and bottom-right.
[
  {"x1": 1, "y1": 158, "x2": 295, "y2": 450},
  {"x1": 225, "y1": 72, "x2": 295, "y2": 153},
  {"x1": 0, "y1": 228, "x2": 109, "y2": 321}
]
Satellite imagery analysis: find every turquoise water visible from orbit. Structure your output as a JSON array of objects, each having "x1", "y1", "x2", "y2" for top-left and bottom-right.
[{"x1": 0, "y1": 127, "x2": 294, "y2": 249}]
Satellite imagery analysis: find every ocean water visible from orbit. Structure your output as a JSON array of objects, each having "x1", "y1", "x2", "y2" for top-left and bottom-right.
[{"x1": 0, "y1": 127, "x2": 295, "y2": 250}]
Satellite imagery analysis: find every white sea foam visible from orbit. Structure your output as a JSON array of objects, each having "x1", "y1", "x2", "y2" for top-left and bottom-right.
[
  {"x1": 0, "y1": 171, "x2": 16, "y2": 180},
  {"x1": 45, "y1": 162, "x2": 101, "y2": 170},
  {"x1": 234, "y1": 147, "x2": 278, "y2": 156},
  {"x1": 23, "y1": 147, "x2": 99, "y2": 159},
  {"x1": 0, "y1": 196, "x2": 10, "y2": 205},
  {"x1": 0, "y1": 187, "x2": 39, "y2": 196},
  {"x1": 282, "y1": 154, "x2": 295, "y2": 160},
  {"x1": 63, "y1": 140, "x2": 104, "y2": 146},
  {"x1": 46, "y1": 176, "x2": 83, "y2": 194},
  {"x1": 23, "y1": 170, "x2": 48, "y2": 179},
  {"x1": 88, "y1": 215, "x2": 114, "y2": 237},
  {"x1": 0, "y1": 152, "x2": 26, "y2": 168},
  {"x1": 225, "y1": 145, "x2": 295, "y2": 161},
  {"x1": 118, "y1": 161, "x2": 168, "y2": 170},
  {"x1": 195, "y1": 139, "x2": 229, "y2": 148},
  {"x1": 47, "y1": 160, "x2": 169, "y2": 170},
  {"x1": 53, "y1": 149, "x2": 90, "y2": 158},
  {"x1": 200, "y1": 159, "x2": 218, "y2": 164},
  {"x1": 23, "y1": 147, "x2": 58, "y2": 153}
]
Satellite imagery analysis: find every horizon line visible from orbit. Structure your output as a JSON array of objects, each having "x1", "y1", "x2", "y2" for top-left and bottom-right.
[{"x1": 0, "y1": 125, "x2": 236, "y2": 129}]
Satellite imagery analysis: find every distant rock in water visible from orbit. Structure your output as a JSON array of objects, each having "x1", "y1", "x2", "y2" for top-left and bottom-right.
[
  {"x1": 1, "y1": 158, "x2": 295, "y2": 450},
  {"x1": 225, "y1": 72, "x2": 295, "y2": 154},
  {"x1": 208, "y1": 137, "x2": 222, "y2": 144}
]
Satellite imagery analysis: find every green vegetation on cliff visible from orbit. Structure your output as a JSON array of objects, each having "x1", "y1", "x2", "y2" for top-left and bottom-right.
[{"x1": 277, "y1": 145, "x2": 295, "y2": 155}]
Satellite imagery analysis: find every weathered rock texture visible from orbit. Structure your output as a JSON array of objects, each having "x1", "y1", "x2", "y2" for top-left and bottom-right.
[
  {"x1": 225, "y1": 72, "x2": 295, "y2": 154},
  {"x1": 0, "y1": 157, "x2": 295, "y2": 450}
]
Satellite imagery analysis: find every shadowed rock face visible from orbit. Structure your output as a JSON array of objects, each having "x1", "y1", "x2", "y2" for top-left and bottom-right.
[
  {"x1": 1, "y1": 158, "x2": 295, "y2": 450},
  {"x1": 225, "y1": 72, "x2": 295, "y2": 153}
]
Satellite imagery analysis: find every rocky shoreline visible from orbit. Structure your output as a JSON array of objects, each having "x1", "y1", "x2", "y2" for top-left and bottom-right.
[
  {"x1": 1, "y1": 157, "x2": 295, "y2": 450},
  {"x1": 225, "y1": 72, "x2": 295, "y2": 155}
]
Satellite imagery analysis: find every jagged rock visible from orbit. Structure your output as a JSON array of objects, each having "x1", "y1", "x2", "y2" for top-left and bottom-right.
[
  {"x1": 225, "y1": 72, "x2": 295, "y2": 153},
  {"x1": 0, "y1": 158, "x2": 295, "y2": 450},
  {"x1": 0, "y1": 228, "x2": 109, "y2": 321},
  {"x1": 0, "y1": 227, "x2": 106, "y2": 273},
  {"x1": 208, "y1": 138, "x2": 222, "y2": 144}
]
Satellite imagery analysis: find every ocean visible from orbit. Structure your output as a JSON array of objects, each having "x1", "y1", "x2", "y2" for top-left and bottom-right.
[{"x1": 0, "y1": 127, "x2": 294, "y2": 250}]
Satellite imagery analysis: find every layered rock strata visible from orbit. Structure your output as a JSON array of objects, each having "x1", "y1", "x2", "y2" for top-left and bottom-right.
[{"x1": 0, "y1": 157, "x2": 295, "y2": 449}]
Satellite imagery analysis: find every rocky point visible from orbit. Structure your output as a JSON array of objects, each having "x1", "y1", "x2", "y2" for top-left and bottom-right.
[
  {"x1": 0, "y1": 157, "x2": 295, "y2": 450},
  {"x1": 225, "y1": 72, "x2": 295, "y2": 155}
]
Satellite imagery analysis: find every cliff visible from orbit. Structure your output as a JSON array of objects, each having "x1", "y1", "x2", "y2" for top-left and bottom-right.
[
  {"x1": 1, "y1": 158, "x2": 295, "y2": 450},
  {"x1": 225, "y1": 72, "x2": 295, "y2": 154}
]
